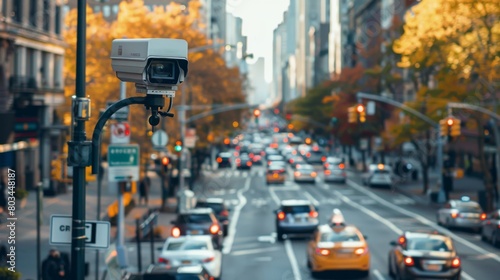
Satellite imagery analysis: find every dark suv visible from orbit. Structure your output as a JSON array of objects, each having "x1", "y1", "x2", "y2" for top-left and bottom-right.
[
  {"x1": 275, "y1": 200, "x2": 319, "y2": 241},
  {"x1": 170, "y1": 208, "x2": 223, "y2": 249},
  {"x1": 195, "y1": 198, "x2": 230, "y2": 237},
  {"x1": 388, "y1": 231, "x2": 461, "y2": 280},
  {"x1": 216, "y1": 152, "x2": 232, "y2": 168}
]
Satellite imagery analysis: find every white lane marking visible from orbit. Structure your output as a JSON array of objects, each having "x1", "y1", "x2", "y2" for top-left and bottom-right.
[
  {"x1": 231, "y1": 246, "x2": 279, "y2": 256},
  {"x1": 462, "y1": 272, "x2": 475, "y2": 280},
  {"x1": 225, "y1": 171, "x2": 231, "y2": 178},
  {"x1": 270, "y1": 185, "x2": 300, "y2": 191},
  {"x1": 303, "y1": 190, "x2": 320, "y2": 206},
  {"x1": 222, "y1": 177, "x2": 251, "y2": 254},
  {"x1": 234, "y1": 170, "x2": 240, "y2": 177},
  {"x1": 254, "y1": 256, "x2": 273, "y2": 262},
  {"x1": 269, "y1": 187, "x2": 281, "y2": 205},
  {"x1": 347, "y1": 179, "x2": 500, "y2": 264},
  {"x1": 258, "y1": 171, "x2": 264, "y2": 177},
  {"x1": 373, "y1": 269, "x2": 386, "y2": 280},
  {"x1": 284, "y1": 239, "x2": 302, "y2": 280},
  {"x1": 242, "y1": 171, "x2": 248, "y2": 178},
  {"x1": 333, "y1": 190, "x2": 403, "y2": 235},
  {"x1": 258, "y1": 235, "x2": 276, "y2": 243}
]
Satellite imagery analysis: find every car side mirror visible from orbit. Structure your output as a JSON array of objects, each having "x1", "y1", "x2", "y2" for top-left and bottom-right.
[{"x1": 390, "y1": 241, "x2": 398, "y2": 246}]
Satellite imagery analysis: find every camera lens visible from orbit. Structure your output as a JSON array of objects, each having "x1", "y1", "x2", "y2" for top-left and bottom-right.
[{"x1": 149, "y1": 61, "x2": 175, "y2": 80}]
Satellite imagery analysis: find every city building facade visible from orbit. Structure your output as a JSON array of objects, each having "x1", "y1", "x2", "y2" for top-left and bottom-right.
[{"x1": 0, "y1": 0, "x2": 66, "y2": 192}]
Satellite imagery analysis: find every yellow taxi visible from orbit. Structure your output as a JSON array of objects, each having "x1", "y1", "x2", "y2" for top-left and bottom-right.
[
  {"x1": 306, "y1": 213, "x2": 370, "y2": 277},
  {"x1": 266, "y1": 165, "x2": 286, "y2": 184}
]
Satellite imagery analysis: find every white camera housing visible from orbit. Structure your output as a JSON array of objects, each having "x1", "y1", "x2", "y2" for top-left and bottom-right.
[{"x1": 110, "y1": 38, "x2": 188, "y2": 96}]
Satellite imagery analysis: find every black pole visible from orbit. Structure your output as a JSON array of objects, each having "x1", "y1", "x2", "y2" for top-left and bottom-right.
[
  {"x1": 95, "y1": 149, "x2": 102, "y2": 280},
  {"x1": 71, "y1": 1, "x2": 87, "y2": 279},
  {"x1": 36, "y1": 182, "x2": 42, "y2": 280},
  {"x1": 135, "y1": 219, "x2": 142, "y2": 273},
  {"x1": 150, "y1": 213, "x2": 155, "y2": 265}
]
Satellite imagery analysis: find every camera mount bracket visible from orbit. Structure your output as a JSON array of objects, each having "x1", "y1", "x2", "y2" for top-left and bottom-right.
[{"x1": 136, "y1": 84, "x2": 177, "y2": 97}]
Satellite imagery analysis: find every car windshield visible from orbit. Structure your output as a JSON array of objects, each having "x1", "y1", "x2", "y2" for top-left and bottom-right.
[
  {"x1": 196, "y1": 202, "x2": 224, "y2": 213},
  {"x1": 282, "y1": 205, "x2": 311, "y2": 214},
  {"x1": 178, "y1": 214, "x2": 212, "y2": 224},
  {"x1": 176, "y1": 275, "x2": 202, "y2": 280},
  {"x1": 456, "y1": 202, "x2": 482, "y2": 212},
  {"x1": 298, "y1": 166, "x2": 314, "y2": 171},
  {"x1": 407, "y1": 237, "x2": 452, "y2": 252},
  {"x1": 374, "y1": 170, "x2": 390, "y2": 174},
  {"x1": 320, "y1": 230, "x2": 361, "y2": 242},
  {"x1": 166, "y1": 240, "x2": 209, "y2": 251}
]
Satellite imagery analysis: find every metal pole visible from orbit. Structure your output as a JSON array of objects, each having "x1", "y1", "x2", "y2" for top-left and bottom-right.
[
  {"x1": 150, "y1": 216, "x2": 155, "y2": 265},
  {"x1": 135, "y1": 219, "x2": 142, "y2": 272},
  {"x1": 36, "y1": 182, "x2": 42, "y2": 280},
  {"x1": 490, "y1": 119, "x2": 500, "y2": 209},
  {"x1": 71, "y1": 1, "x2": 87, "y2": 279},
  {"x1": 436, "y1": 131, "x2": 445, "y2": 202},
  {"x1": 95, "y1": 148, "x2": 102, "y2": 280},
  {"x1": 179, "y1": 84, "x2": 187, "y2": 191},
  {"x1": 116, "y1": 81, "x2": 128, "y2": 268}
]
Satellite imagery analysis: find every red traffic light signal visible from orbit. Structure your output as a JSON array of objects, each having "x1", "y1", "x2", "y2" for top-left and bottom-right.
[
  {"x1": 447, "y1": 118, "x2": 454, "y2": 126},
  {"x1": 253, "y1": 109, "x2": 261, "y2": 117},
  {"x1": 356, "y1": 105, "x2": 365, "y2": 113},
  {"x1": 286, "y1": 113, "x2": 292, "y2": 120},
  {"x1": 161, "y1": 157, "x2": 169, "y2": 165}
]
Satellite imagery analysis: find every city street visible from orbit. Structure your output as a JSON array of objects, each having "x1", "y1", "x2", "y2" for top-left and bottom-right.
[{"x1": 192, "y1": 163, "x2": 500, "y2": 280}]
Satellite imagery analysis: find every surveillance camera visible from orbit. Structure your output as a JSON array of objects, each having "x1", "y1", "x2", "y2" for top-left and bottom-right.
[{"x1": 110, "y1": 38, "x2": 189, "y2": 96}]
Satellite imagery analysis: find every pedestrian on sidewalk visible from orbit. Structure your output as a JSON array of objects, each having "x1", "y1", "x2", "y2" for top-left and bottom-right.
[
  {"x1": 139, "y1": 174, "x2": 151, "y2": 206},
  {"x1": 41, "y1": 249, "x2": 68, "y2": 280}
]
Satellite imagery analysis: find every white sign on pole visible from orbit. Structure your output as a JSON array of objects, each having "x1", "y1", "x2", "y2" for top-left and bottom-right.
[
  {"x1": 110, "y1": 122, "x2": 130, "y2": 144},
  {"x1": 151, "y1": 130, "x2": 168, "y2": 150},
  {"x1": 108, "y1": 144, "x2": 140, "y2": 182},
  {"x1": 184, "y1": 128, "x2": 196, "y2": 148},
  {"x1": 367, "y1": 101, "x2": 376, "y2": 115},
  {"x1": 49, "y1": 215, "x2": 110, "y2": 249}
]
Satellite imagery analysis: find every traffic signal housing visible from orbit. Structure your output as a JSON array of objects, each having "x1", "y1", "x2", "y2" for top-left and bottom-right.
[
  {"x1": 161, "y1": 156, "x2": 170, "y2": 172},
  {"x1": 51, "y1": 159, "x2": 62, "y2": 180},
  {"x1": 439, "y1": 119, "x2": 449, "y2": 136},
  {"x1": 174, "y1": 140, "x2": 183, "y2": 152},
  {"x1": 348, "y1": 106, "x2": 357, "y2": 123},
  {"x1": 450, "y1": 118, "x2": 461, "y2": 137},
  {"x1": 253, "y1": 109, "x2": 261, "y2": 117},
  {"x1": 356, "y1": 105, "x2": 366, "y2": 123}
]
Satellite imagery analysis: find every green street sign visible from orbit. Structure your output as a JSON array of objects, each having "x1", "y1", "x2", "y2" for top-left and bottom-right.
[{"x1": 108, "y1": 144, "x2": 140, "y2": 182}]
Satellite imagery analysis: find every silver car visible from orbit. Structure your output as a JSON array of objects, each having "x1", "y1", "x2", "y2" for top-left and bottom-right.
[
  {"x1": 275, "y1": 199, "x2": 319, "y2": 241},
  {"x1": 437, "y1": 197, "x2": 486, "y2": 232},
  {"x1": 324, "y1": 166, "x2": 347, "y2": 183},
  {"x1": 481, "y1": 209, "x2": 500, "y2": 246},
  {"x1": 293, "y1": 164, "x2": 317, "y2": 183}
]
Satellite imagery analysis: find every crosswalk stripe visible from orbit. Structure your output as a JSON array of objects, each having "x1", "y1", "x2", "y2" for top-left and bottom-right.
[
  {"x1": 242, "y1": 172, "x2": 248, "y2": 178},
  {"x1": 234, "y1": 170, "x2": 240, "y2": 177}
]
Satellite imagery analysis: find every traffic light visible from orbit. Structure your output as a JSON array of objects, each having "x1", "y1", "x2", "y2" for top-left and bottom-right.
[
  {"x1": 232, "y1": 121, "x2": 239, "y2": 128},
  {"x1": 86, "y1": 166, "x2": 96, "y2": 182},
  {"x1": 253, "y1": 109, "x2": 261, "y2": 117},
  {"x1": 286, "y1": 113, "x2": 292, "y2": 121},
  {"x1": 224, "y1": 137, "x2": 230, "y2": 146},
  {"x1": 274, "y1": 108, "x2": 280, "y2": 115},
  {"x1": 51, "y1": 159, "x2": 62, "y2": 180},
  {"x1": 356, "y1": 104, "x2": 366, "y2": 123},
  {"x1": 161, "y1": 156, "x2": 170, "y2": 172},
  {"x1": 348, "y1": 106, "x2": 357, "y2": 123},
  {"x1": 450, "y1": 118, "x2": 461, "y2": 137},
  {"x1": 439, "y1": 119, "x2": 449, "y2": 136},
  {"x1": 174, "y1": 140, "x2": 183, "y2": 152}
]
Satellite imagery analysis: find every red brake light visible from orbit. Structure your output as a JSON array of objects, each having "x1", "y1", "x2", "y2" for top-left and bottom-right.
[
  {"x1": 315, "y1": 248, "x2": 330, "y2": 256},
  {"x1": 325, "y1": 170, "x2": 331, "y2": 175},
  {"x1": 294, "y1": 171, "x2": 301, "y2": 177},
  {"x1": 311, "y1": 172, "x2": 317, "y2": 177},
  {"x1": 321, "y1": 156, "x2": 326, "y2": 162},
  {"x1": 309, "y1": 211, "x2": 318, "y2": 218},
  {"x1": 247, "y1": 161, "x2": 252, "y2": 166},
  {"x1": 451, "y1": 257, "x2": 461, "y2": 268},
  {"x1": 202, "y1": 256, "x2": 215, "y2": 263},
  {"x1": 324, "y1": 163, "x2": 329, "y2": 168},
  {"x1": 236, "y1": 146, "x2": 241, "y2": 151},
  {"x1": 404, "y1": 257, "x2": 415, "y2": 266},
  {"x1": 339, "y1": 163, "x2": 345, "y2": 169},
  {"x1": 158, "y1": 257, "x2": 169, "y2": 264},
  {"x1": 249, "y1": 153, "x2": 254, "y2": 158},
  {"x1": 209, "y1": 224, "x2": 219, "y2": 234},
  {"x1": 236, "y1": 158, "x2": 241, "y2": 164},
  {"x1": 277, "y1": 211, "x2": 286, "y2": 220},
  {"x1": 306, "y1": 152, "x2": 311, "y2": 158},
  {"x1": 451, "y1": 212, "x2": 458, "y2": 219},
  {"x1": 220, "y1": 210, "x2": 229, "y2": 217},
  {"x1": 216, "y1": 157, "x2": 222, "y2": 163},
  {"x1": 480, "y1": 213, "x2": 486, "y2": 220},
  {"x1": 171, "y1": 227, "x2": 181, "y2": 237},
  {"x1": 261, "y1": 151, "x2": 265, "y2": 156}
]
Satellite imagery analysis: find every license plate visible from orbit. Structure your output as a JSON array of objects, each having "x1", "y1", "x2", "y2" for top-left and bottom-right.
[
  {"x1": 273, "y1": 174, "x2": 279, "y2": 178},
  {"x1": 425, "y1": 264, "x2": 441, "y2": 271},
  {"x1": 182, "y1": 260, "x2": 191, "y2": 264},
  {"x1": 188, "y1": 230, "x2": 201, "y2": 235},
  {"x1": 295, "y1": 217, "x2": 303, "y2": 222},
  {"x1": 336, "y1": 253, "x2": 351, "y2": 258}
]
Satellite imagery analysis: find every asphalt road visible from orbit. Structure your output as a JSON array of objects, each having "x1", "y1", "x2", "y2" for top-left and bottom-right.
[{"x1": 195, "y1": 163, "x2": 500, "y2": 280}]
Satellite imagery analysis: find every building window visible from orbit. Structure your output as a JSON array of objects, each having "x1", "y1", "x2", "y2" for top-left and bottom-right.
[
  {"x1": 29, "y1": 0, "x2": 37, "y2": 27},
  {"x1": 12, "y1": 0, "x2": 22, "y2": 23},
  {"x1": 41, "y1": 52, "x2": 49, "y2": 87},
  {"x1": 26, "y1": 48, "x2": 35, "y2": 78},
  {"x1": 43, "y1": 0, "x2": 50, "y2": 32},
  {"x1": 54, "y1": 55, "x2": 63, "y2": 89},
  {"x1": 94, "y1": 6, "x2": 101, "y2": 13},
  {"x1": 102, "y1": 5, "x2": 110, "y2": 17},
  {"x1": 2, "y1": 0, "x2": 7, "y2": 18},
  {"x1": 55, "y1": 5, "x2": 61, "y2": 35},
  {"x1": 112, "y1": 5, "x2": 119, "y2": 15}
]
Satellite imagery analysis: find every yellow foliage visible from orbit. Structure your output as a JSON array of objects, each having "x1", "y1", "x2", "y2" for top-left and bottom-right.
[{"x1": 62, "y1": 0, "x2": 246, "y2": 154}]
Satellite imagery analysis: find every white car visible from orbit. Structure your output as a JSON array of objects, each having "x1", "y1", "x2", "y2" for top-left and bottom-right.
[
  {"x1": 158, "y1": 235, "x2": 222, "y2": 279},
  {"x1": 293, "y1": 164, "x2": 317, "y2": 183},
  {"x1": 362, "y1": 164, "x2": 393, "y2": 188}
]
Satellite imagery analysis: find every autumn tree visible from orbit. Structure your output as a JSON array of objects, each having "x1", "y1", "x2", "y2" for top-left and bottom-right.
[
  {"x1": 62, "y1": 0, "x2": 247, "y2": 164},
  {"x1": 392, "y1": 0, "x2": 500, "y2": 208}
]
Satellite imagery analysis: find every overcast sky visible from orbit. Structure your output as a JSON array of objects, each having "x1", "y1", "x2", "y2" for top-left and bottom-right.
[{"x1": 227, "y1": 0, "x2": 290, "y2": 82}]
